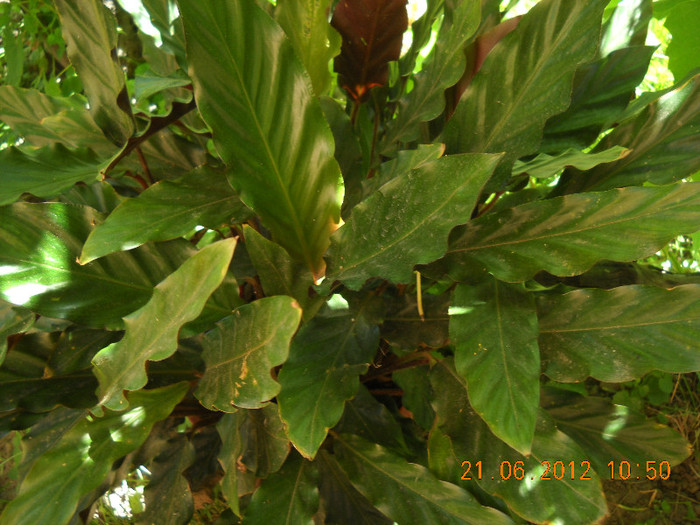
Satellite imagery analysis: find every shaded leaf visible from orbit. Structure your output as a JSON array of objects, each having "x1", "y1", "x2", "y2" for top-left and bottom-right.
[
  {"x1": 541, "y1": 46, "x2": 655, "y2": 152},
  {"x1": 363, "y1": 143, "x2": 445, "y2": 197},
  {"x1": 0, "y1": 301, "x2": 34, "y2": 365},
  {"x1": 217, "y1": 412, "x2": 246, "y2": 516},
  {"x1": 330, "y1": 0, "x2": 408, "y2": 101},
  {"x1": 442, "y1": 183, "x2": 700, "y2": 282},
  {"x1": 384, "y1": 0, "x2": 480, "y2": 146},
  {"x1": 93, "y1": 239, "x2": 236, "y2": 410},
  {"x1": 0, "y1": 383, "x2": 188, "y2": 525},
  {"x1": 180, "y1": 0, "x2": 341, "y2": 274},
  {"x1": 429, "y1": 358, "x2": 608, "y2": 525},
  {"x1": 543, "y1": 388, "x2": 691, "y2": 479},
  {"x1": 513, "y1": 146, "x2": 629, "y2": 179},
  {"x1": 136, "y1": 434, "x2": 195, "y2": 525},
  {"x1": 392, "y1": 366, "x2": 435, "y2": 430},
  {"x1": 381, "y1": 288, "x2": 450, "y2": 349},
  {"x1": 81, "y1": 166, "x2": 251, "y2": 263},
  {"x1": 333, "y1": 433, "x2": 514, "y2": 525},
  {"x1": 244, "y1": 453, "x2": 318, "y2": 524},
  {"x1": 443, "y1": 0, "x2": 608, "y2": 191},
  {"x1": 538, "y1": 285, "x2": 700, "y2": 382},
  {"x1": 278, "y1": 311, "x2": 379, "y2": 458},
  {"x1": 0, "y1": 145, "x2": 104, "y2": 205},
  {"x1": 196, "y1": 296, "x2": 302, "y2": 410},
  {"x1": 557, "y1": 73, "x2": 700, "y2": 193},
  {"x1": 55, "y1": 0, "x2": 134, "y2": 145},
  {"x1": 238, "y1": 404, "x2": 291, "y2": 478},
  {"x1": 275, "y1": 0, "x2": 341, "y2": 95},
  {"x1": 327, "y1": 153, "x2": 501, "y2": 289},
  {"x1": 450, "y1": 279, "x2": 539, "y2": 455}
]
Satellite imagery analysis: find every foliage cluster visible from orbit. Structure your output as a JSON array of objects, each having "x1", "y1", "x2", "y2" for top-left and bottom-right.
[{"x1": 1, "y1": 0, "x2": 700, "y2": 523}]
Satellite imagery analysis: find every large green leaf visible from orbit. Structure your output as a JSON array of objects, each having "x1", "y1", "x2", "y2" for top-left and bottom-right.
[
  {"x1": 442, "y1": 183, "x2": 700, "y2": 282},
  {"x1": 443, "y1": 0, "x2": 607, "y2": 191},
  {"x1": 557, "y1": 73, "x2": 700, "y2": 193},
  {"x1": 0, "y1": 203, "x2": 235, "y2": 329},
  {"x1": 326, "y1": 153, "x2": 501, "y2": 289},
  {"x1": 538, "y1": 285, "x2": 700, "y2": 382},
  {"x1": 655, "y1": 0, "x2": 700, "y2": 80},
  {"x1": 55, "y1": 0, "x2": 134, "y2": 145},
  {"x1": 179, "y1": 0, "x2": 341, "y2": 274},
  {"x1": 195, "y1": 296, "x2": 302, "y2": 410},
  {"x1": 80, "y1": 166, "x2": 250, "y2": 263},
  {"x1": 450, "y1": 279, "x2": 539, "y2": 455},
  {"x1": 598, "y1": 0, "x2": 652, "y2": 56},
  {"x1": 0, "y1": 145, "x2": 104, "y2": 205},
  {"x1": 383, "y1": 0, "x2": 480, "y2": 147},
  {"x1": 92, "y1": 239, "x2": 236, "y2": 410},
  {"x1": 0, "y1": 301, "x2": 34, "y2": 365},
  {"x1": 278, "y1": 311, "x2": 379, "y2": 459},
  {"x1": 543, "y1": 388, "x2": 691, "y2": 479},
  {"x1": 275, "y1": 0, "x2": 341, "y2": 95},
  {"x1": 0, "y1": 383, "x2": 187, "y2": 525},
  {"x1": 244, "y1": 453, "x2": 319, "y2": 525},
  {"x1": 429, "y1": 358, "x2": 608, "y2": 525},
  {"x1": 136, "y1": 434, "x2": 195, "y2": 525},
  {"x1": 541, "y1": 46, "x2": 655, "y2": 152},
  {"x1": 333, "y1": 433, "x2": 514, "y2": 525}
]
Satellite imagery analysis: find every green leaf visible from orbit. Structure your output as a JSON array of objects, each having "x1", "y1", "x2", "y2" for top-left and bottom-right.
[
  {"x1": 599, "y1": 0, "x2": 652, "y2": 56},
  {"x1": 655, "y1": 0, "x2": 700, "y2": 80},
  {"x1": 244, "y1": 453, "x2": 319, "y2": 524},
  {"x1": 54, "y1": 0, "x2": 135, "y2": 145},
  {"x1": 278, "y1": 312, "x2": 379, "y2": 459},
  {"x1": 381, "y1": 287, "x2": 450, "y2": 349},
  {"x1": 442, "y1": 183, "x2": 700, "y2": 282},
  {"x1": 384, "y1": 0, "x2": 480, "y2": 146},
  {"x1": 136, "y1": 434, "x2": 195, "y2": 525},
  {"x1": 217, "y1": 412, "x2": 246, "y2": 516},
  {"x1": 538, "y1": 285, "x2": 700, "y2": 382},
  {"x1": 429, "y1": 358, "x2": 608, "y2": 525},
  {"x1": 541, "y1": 46, "x2": 655, "y2": 152},
  {"x1": 317, "y1": 450, "x2": 392, "y2": 525},
  {"x1": 333, "y1": 433, "x2": 514, "y2": 525},
  {"x1": 275, "y1": 0, "x2": 341, "y2": 95},
  {"x1": 0, "y1": 203, "x2": 236, "y2": 329},
  {"x1": 80, "y1": 166, "x2": 250, "y2": 263},
  {"x1": 179, "y1": 0, "x2": 342, "y2": 274},
  {"x1": 558, "y1": 73, "x2": 700, "y2": 193},
  {"x1": 0, "y1": 145, "x2": 104, "y2": 205},
  {"x1": 450, "y1": 279, "x2": 539, "y2": 455},
  {"x1": 326, "y1": 153, "x2": 501, "y2": 289},
  {"x1": 195, "y1": 296, "x2": 302, "y2": 410},
  {"x1": 513, "y1": 146, "x2": 629, "y2": 179},
  {"x1": 0, "y1": 301, "x2": 34, "y2": 365},
  {"x1": 0, "y1": 383, "x2": 188, "y2": 525},
  {"x1": 443, "y1": 0, "x2": 608, "y2": 191},
  {"x1": 543, "y1": 388, "x2": 691, "y2": 478},
  {"x1": 393, "y1": 366, "x2": 436, "y2": 430},
  {"x1": 238, "y1": 404, "x2": 291, "y2": 477},
  {"x1": 243, "y1": 226, "x2": 323, "y2": 320},
  {"x1": 93, "y1": 238, "x2": 236, "y2": 410}
]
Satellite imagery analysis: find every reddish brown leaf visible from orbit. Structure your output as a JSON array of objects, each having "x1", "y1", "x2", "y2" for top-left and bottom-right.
[{"x1": 331, "y1": 0, "x2": 408, "y2": 101}]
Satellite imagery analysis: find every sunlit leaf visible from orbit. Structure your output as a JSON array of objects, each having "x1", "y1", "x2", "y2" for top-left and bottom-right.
[
  {"x1": 513, "y1": 146, "x2": 629, "y2": 179},
  {"x1": 654, "y1": 0, "x2": 700, "y2": 80},
  {"x1": 93, "y1": 239, "x2": 236, "y2": 410}
]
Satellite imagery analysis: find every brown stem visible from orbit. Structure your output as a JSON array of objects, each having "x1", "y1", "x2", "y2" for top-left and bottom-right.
[
  {"x1": 135, "y1": 146, "x2": 153, "y2": 184},
  {"x1": 124, "y1": 171, "x2": 149, "y2": 190}
]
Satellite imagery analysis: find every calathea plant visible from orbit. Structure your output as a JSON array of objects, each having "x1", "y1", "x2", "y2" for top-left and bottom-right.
[{"x1": 0, "y1": 0, "x2": 699, "y2": 523}]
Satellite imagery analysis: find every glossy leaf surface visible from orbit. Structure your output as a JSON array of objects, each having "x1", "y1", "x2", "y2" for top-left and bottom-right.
[
  {"x1": 179, "y1": 0, "x2": 341, "y2": 274},
  {"x1": 93, "y1": 239, "x2": 236, "y2": 410},
  {"x1": 513, "y1": 146, "x2": 629, "y2": 179},
  {"x1": 196, "y1": 296, "x2": 302, "y2": 410},
  {"x1": 327, "y1": 153, "x2": 501, "y2": 289},
  {"x1": 538, "y1": 285, "x2": 700, "y2": 382}
]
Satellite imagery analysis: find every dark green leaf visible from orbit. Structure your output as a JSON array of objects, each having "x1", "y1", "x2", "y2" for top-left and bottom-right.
[
  {"x1": 393, "y1": 366, "x2": 436, "y2": 430},
  {"x1": 513, "y1": 146, "x2": 629, "y2": 179},
  {"x1": 429, "y1": 358, "x2": 608, "y2": 525},
  {"x1": 381, "y1": 288, "x2": 450, "y2": 349},
  {"x1": 333, "y1": 433, "x2": 514, "y2": 525},
  {"x1": 80, "y1": 166, "x2": 251, "y2": 263},
  {"x1": 538, "y1": 285, "x2": 700, "y2": 382},
  {"x1": 196, "y1": 296, "x2": 302, "y2": 410},
  {"x1": 442, "y1": 183, "x2": 700, "y2": 282},
  {"x1": 543, "y1": 388, "x2": 691, "y2": 478},
  {"x1": 179, "y1": 0, "x2": 342, "y2": 274},
  {"x1": 0, "y1": 383, "x2": 188, "y2": 525},
  {"x1": 0, "y1": 301, "x2": 34, "y2": 365},
  {"x1": 0, "y1": 145, "x2": 104, "y2": 205},
  {"x1": 55, "y1": 0, "x2": 134, "y2": 145},
  {"x1": 92, "y1": 239, "x2": 236, "y2": 410},
  {"x1": 443, "y1": 0, "x2": 608, "y2": 191},
  {"x1": 238, "y1": 404, "x2": 291, "y2": 478},
  {"x1": 450, "y1": 279, "x2": 539, "y2": 454},
  {"x1": 217, "y1": 412, "x2": 246, "y2": 516},
  {"x1": 278, "y1": 312, "x2": 379, "y2": 458},
  {"x1": 327, "y1": 154, "x2": 501, "y2": 289}
]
